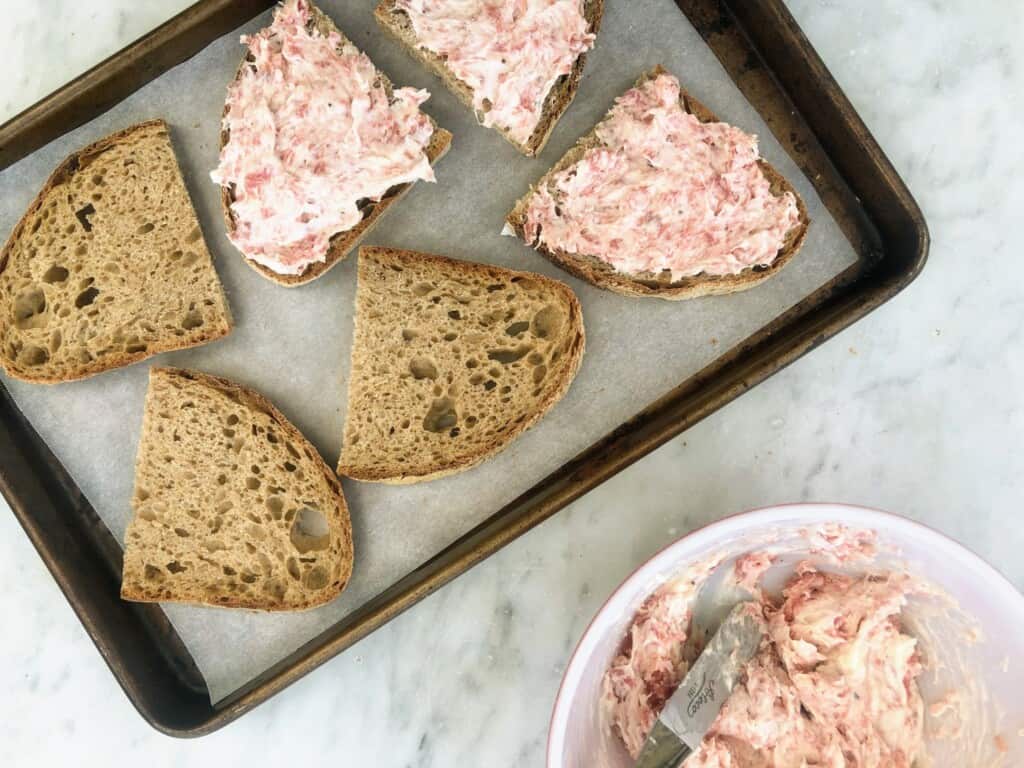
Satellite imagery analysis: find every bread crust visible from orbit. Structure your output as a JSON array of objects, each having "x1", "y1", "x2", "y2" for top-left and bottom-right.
[
  {"x1": 506, "y1": 66, "x2": 811, "y2": 300},
  {"x1": 374, "y1": 0, "x2": 604, "y2": 156},
  {"x1": 337, "y1": 246, "x2": 585, "y2": 484},
  {"x1": 0, "y1": 119, "x2": 233, "y2": 383},
  {"x1": 121, "y1": 366, "x2": 354, "y2": 611},
  {"x1": 218, "y1": 2, "x2": 452, "y2": 287}
]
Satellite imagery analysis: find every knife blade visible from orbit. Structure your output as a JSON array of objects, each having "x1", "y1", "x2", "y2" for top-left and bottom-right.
[{"x1": 635, "y1": 602, "x2": 764, "y2": 768}]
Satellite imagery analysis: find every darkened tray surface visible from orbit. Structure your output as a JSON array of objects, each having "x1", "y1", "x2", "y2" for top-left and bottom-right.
[{"x1": 0, "y1": 0, "x2": 926, "y2": 736}]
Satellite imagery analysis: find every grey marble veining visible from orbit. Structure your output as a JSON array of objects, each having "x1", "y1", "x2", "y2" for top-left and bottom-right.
[{"x1": 1, "y1": 1, "x2": 1023, "y2": 765}]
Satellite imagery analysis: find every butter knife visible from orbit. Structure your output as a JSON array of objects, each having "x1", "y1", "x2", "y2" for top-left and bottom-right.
[{"x1": 635, "y1": 602, "x2": 764, "y2": 768}]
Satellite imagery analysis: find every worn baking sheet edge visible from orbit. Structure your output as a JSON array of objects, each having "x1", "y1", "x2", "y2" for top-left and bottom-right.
[{"x1": 0, "y1": 0, "x2": 928, "y2": 737}]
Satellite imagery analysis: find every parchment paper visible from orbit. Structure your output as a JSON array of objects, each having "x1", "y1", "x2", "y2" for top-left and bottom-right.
[{"x1": 0, "y1": 0, "x2": 858, "y2": 702}]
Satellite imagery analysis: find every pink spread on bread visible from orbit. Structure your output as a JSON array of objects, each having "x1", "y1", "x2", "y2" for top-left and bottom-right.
[
  {"x1": 211, "y1": 0, "x2": 437, "y2": 275},
  {"x1": 602, "y1": 562, "x2": 925, "y2": 767},
  {"x1": 522, "y1": 73, "x2": 801, "y2": 280},
  {"x1": 393, "y1": 0, "x2": 595, "y2": 145}
]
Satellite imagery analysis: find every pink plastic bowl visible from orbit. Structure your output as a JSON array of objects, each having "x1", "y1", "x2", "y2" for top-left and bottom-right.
[{"x1": 547, "y1": 503, "x2": 1024, "y2": 767}]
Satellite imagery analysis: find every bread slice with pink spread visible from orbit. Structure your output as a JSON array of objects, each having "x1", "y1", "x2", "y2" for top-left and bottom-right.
[
  {"x1": 213, "y1": 0, "x2": 452, "y2": 286},
  {"x1": 375, "y1": 0, "x2": 603, "y2": 157},
  {"x1": 506, "y1": 66, "x2": 810, "y2": 300}
]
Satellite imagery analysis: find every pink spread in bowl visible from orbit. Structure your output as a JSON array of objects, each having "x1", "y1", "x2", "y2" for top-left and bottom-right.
[{"x1": 548, "y1": 504, "x2": 1023, "y2": 768}]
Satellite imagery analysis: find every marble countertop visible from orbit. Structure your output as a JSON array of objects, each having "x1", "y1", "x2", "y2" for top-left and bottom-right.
[{"x1": 2, "y1": 1, "x2": 1021, "y2": 765}]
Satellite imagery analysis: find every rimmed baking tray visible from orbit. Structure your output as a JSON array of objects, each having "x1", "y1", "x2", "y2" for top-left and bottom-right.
[{"x1": 0, "y1": 0, "x2": 926, "y2": 736}]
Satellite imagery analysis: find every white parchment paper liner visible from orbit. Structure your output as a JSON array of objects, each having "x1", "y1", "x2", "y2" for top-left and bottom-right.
[{"x1": 0, "y1": 0, "x2": 858, "y2": 702}]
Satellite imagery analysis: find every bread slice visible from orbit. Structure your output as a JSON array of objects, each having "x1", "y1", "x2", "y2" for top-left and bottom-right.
[
  {"x1": 218, "y1": 1, "x2": 452, "y2": 287},
  {"x1": 507, "y1": 67, "x2": 810, "y2": 300},
  {"x1": 0, "y1": 120, "x2": 232, "y2": 383},
  {"x1": 121, "y1": 367, "x2": 354, "y2": 611},
  {"x1": 375, "y1": 0, "x2": 603, "y2": 156},
  {"x1": 338, "y1": 247, "x2": 585, "y2": 483}
]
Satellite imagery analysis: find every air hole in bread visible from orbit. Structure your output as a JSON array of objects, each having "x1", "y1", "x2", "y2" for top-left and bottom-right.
[
  {"x1": 263, "y1": 579, "x2": 287, "y2": 601},
  {"x1": 13, "y1": 287, "x2": 47, "y2": 329},
  {"x1": 290, "y1": 507, "x2": 330, "y2": 554},
  {"x1": 42, "y1": 265, "x2": 69, "y2": 283},
  {"x1": 505, "y1": 321, "x2": 530, "y2": 336},
  {"x1": 401, "y1": 328, "x2": 418, "y2": 341},
  {"x1": 412, "y1": 282, "x2": 433, "y2": 296},
  {"x1": 246, "y1": 476, "x2": 261, "y2": 491},
  {"x1": 510, "y1": 276, "x2": 539, "y2": 290},
  {"x1": 75, "y1": 286, "x2": 100, "y2": 309},
  {"x1": 283, "y1": 461, "x2": 296, "y2": 472},
  {"x1": 266, "y1": 496, "x2": 284, "y2": 520},
  {"x1": 486, "y1": 283, "x2": 504, "y2": 292},
  {"x1": 303, "y1": 566, "x2": 329, "y2": 590},
  {"x1": 240, "y1": 572, "x2": 258, "y2": 585},
  {"x1": 166, "y1": 561, "x2": 187, "y2": 574},
  {"x1": 409, "y1": 356, "x2": 438, "y2": 380},
  {"x1": 19, "y1": 345, "x2": 49, "y2": 366},
  {"x1": 286, "y1": 557, "x2": 301, "y2": 581},
  {"x1": 488, "y1": 366, "x2": 502, "y2": 378},
  {"x1": 174, "y1": 527, "x2": 190, "y2": 538},
  {"x1": 423, "y1": 396, "x2": 458, "y2": 433},
  {"x1": 448, "y1": 310, "x2": 461, "y2": 320},
  {"x1": 222, "y1": 566, "x2": 236, "y2": 576},
  {"x1": 532, "y1": 305, "x2": 562, "y2": 339},
  {"x1": 144, "y1": 564, "x2": 164, "y2": 581},
  {"x1": 533, "y1": 365, "x2": 548, "y2": 384},
  {"x1": 443, "y1": 332, "x2": 457, "y2": 342},
  {"x1": 75, "y1": 203, "x2": 96, "y2": 232},
  {"x1": 484, "y1": 380, "x2": 496, "y2": 391},
  {"x1": 137, "y1": 222, "x2": 155, "y2": 235},
  {"x1": 181, "y1": 309, "x2": 204, "y2": 330},
  {"x1": 487, "y1": 345, "x2": 532, "y2": 364},
  {"x1": 186, "y1": 226, "x2": 202, "y2": 243},
  {"x1": 126, "y1": 342, "x2": 148, "y2": 354},
  {"x1": 466, "y1": 415, "x2": 478, "y2": 427}
]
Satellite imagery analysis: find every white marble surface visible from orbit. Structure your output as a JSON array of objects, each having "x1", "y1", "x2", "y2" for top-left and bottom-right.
[{"x1": 1, "y1": 0, "x2": 1021, "y2": 764}]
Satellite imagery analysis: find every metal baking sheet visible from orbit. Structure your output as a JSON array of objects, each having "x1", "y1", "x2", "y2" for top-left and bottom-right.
[{"x1": 0, "y1": 0, "x2": 926, "y2": 734}]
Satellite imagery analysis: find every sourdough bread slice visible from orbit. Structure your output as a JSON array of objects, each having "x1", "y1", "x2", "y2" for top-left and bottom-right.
[
  {"x1": 338, "y1": 247, "x2": 585, "y2": 483},
  {"x1": 218, "y1": 1, "x2": 452, "y2": 287},
  {"x1": 0, "y1": 120, "x2": 232, "y2": 383},
  {"x1": 122, "y1": 367, "x2": 354, "y2": 611},
  {"x1": 506, "y1": 66, "x2": 810, "y2": 300},
  {"x1": 375, "y1": 0, "x2": 603, "y2": 156}
]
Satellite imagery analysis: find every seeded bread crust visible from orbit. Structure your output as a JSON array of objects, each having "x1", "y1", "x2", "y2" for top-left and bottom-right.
[
  {"x1": 338, "y1": 246, "x2": 585, "y2": 484},
  {"x1": 218, "y1": 1, "x2": 452, "y2": 287},
  {"x1": 121, "y1": 366, "x2": 354, "y2": 611},
  {"x1": 506, "y1": 66, "x2": 810, "y2": 300},
  {"x1": 0, "y1": 119, "x2": 232, "y2": 383},
  {"x1": 375, "y1": 0, "x2": 603, "y2": 156}
]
